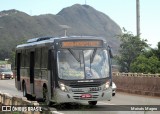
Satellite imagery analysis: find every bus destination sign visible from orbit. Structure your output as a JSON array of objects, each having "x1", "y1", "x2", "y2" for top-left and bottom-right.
[{"x1": 60, "y1": 40, "x2": 103, "y2": 48}]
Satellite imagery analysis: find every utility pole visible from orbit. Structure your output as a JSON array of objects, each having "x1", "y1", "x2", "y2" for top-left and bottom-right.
[{"x1": 136, "y1": 0, "x2": 140, "y2": 37}]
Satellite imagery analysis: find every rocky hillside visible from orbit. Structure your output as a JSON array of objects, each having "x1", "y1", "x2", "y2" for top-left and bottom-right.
[{"x1": 0, "y1": 4, "x2": 121, "y2": 59}]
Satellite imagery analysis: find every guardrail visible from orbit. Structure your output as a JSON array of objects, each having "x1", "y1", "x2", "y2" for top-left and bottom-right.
[
  {"x1": 0, "y1": 91, "x2": 41, "y2": 114},
  {"x1": 112, "y1": 72, "x2": 160, "y2": 77},
  {"x1": 112, "y1": 72, "x2": 160, "y2": 97}
]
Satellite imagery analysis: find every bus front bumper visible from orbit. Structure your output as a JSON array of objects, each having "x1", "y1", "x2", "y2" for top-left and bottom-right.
[{"x1": 53, "y1": 88, "x2": 112, "y2": 103}]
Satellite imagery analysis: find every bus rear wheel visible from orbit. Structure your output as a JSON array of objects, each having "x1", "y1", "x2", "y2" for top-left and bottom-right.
[
  {"x1": 88, "y1": 101, "x2": 97, "y2": 106},
  {"x1": 43, "y1": 86, "x2": 52, "y2": 106}
]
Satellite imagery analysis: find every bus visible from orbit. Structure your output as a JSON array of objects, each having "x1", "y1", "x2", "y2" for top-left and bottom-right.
[{"x1": 15, "y1": 36, "x2": 113, "y2": 106}]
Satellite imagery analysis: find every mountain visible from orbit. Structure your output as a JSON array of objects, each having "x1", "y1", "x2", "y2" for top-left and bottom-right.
[{"x1": 0, "y1": 4, "x2": 121, "y2": 60}]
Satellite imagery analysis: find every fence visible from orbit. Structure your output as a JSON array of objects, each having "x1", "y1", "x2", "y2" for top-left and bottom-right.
[
  {"x1": 112, "y1": 72, "x2": 160, "y2": 77},
  {"x1": 0, "y1": 91, "x2": 41, "y2": 114},
  {"x1": 112, "y1": 72, "x2": 160, "y2": 96}
]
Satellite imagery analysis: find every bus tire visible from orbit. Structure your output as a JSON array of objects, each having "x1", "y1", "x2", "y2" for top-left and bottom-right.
[
  {"x1": 22, "y1": 83, "x2": 27, "y2": 97},
  {"x1": 43, "y1": 86, "x2": 52, "y2": 106},
  {"x1": 88, "y1": 101, "x2": 97, "y2": 106}
]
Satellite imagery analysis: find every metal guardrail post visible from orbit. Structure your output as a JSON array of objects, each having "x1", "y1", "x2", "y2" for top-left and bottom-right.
[
  {"x1": 2, "y1": 93, "x2": 5, "y2": 105},
  {"x1": 4, "y1": 93, "x2": 12, "y2": 105},
  {"x1": 12, "y1": 96, "x2": 22, "y2": 105}
]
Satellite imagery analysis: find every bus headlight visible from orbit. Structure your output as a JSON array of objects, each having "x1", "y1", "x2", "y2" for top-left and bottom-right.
[
  {"x1": 59, "y1": 82, "x2": 68, "y2": 92},
  {"x1": 2, "y1": 74, "x2": 5, "y2": 79},
  {"x1": 103, "y1": 81, "x2": 110, "y2": 90}
]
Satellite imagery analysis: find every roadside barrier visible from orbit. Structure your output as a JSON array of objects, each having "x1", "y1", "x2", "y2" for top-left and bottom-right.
[
  {"x1": 0, "y1": 91, "x2": 41, "y2": 114},
  {"x1": 112, "y1": 72, "x2": 160, "y2": 97},
  {"x1": 112, "y1": 72, "x2": 160, "y2": 77}
]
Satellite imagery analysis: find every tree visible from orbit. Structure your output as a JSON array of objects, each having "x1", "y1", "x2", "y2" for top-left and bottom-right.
[
  {"x1": 151, "y1": 42, "x2": 160, "y2": 60},
  {"x1": 116, "y1": 29, "x2": 148, "y2": 72},
  {"x1": 131, "y1": 42, "x2": 160, "y2": 74},
  {"x1": 131, "y1": 55, "x2": 160, "y2": 73}
]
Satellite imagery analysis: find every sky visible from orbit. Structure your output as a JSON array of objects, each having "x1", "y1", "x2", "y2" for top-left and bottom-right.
[{"x1": 1, "y1": 0, "x2": 160, "y2": 48}]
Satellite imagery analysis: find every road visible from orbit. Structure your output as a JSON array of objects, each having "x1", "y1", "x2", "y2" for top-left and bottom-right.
[
  {"x1": 0, "y1": 79, "x2": 160, "y2": 114},
  {"x1": 0, "y1": 79, "x2": 23, "y2": 97}
]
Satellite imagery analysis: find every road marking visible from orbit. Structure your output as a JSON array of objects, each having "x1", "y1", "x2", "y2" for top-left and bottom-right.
[
  {"x1": 98, "y1": 101, "x2": 115, "y2": 105},
  {"x1": 7, "y1": 83, "x2": 14, "y2": 86},
  {"x1": 51, "y1": 111, "x2": 64, "y2": 114}
]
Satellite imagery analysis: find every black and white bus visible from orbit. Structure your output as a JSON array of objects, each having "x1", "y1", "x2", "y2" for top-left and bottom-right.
[{"x1": 15, "y1": 36, "x2": 113, "y2": 106}]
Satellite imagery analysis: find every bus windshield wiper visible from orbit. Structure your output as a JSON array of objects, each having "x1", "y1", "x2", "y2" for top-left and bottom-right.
[
  {"x1": 90, "y1": 48, "x2": 97, "y2": 63},
  {"x1": 68, "y1": 49, "x2": 80, "y2": 62}
]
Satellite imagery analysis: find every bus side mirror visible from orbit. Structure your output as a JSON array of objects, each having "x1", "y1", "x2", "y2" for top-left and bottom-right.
[{"x1": 108, "y1": 46, "x2": 113, "y2": 58}]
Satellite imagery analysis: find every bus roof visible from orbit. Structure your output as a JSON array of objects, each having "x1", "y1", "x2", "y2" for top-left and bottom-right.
[{"x1": 16, "y1": 36, "x2": 106, "y2": 50}]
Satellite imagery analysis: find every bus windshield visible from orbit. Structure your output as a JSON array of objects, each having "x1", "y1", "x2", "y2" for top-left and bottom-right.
[{"x1": 57, "y1": 49, "x2": 109, "y2": 80}]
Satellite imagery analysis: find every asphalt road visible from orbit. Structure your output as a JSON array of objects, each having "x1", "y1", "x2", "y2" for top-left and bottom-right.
[
  {"x1": 0, "y1": 79, "x2": 23, "y2": 97},
  {"x1": 0, "y1": 79, "x2": 160, "y2": 114}
]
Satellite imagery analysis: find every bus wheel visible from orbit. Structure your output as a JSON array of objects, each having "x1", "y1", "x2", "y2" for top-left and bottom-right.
[
  {"x1": 43, "y1": 86, "x2": 51, "y2": 106},
  {"x1": 88, "y1": 101, "x2": 97, "y2": 106},
  {"x1": 22, "y1": 83, "x2": 27, "y2": 97}
]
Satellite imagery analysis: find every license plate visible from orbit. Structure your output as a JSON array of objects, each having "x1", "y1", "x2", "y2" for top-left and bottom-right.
[{"x1": 81, "y1": 94, "x2": 92, "y2": 98}]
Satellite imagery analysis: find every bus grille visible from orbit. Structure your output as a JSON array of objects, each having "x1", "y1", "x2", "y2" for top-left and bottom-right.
[
  {"x1": 69, "y1": 82, "x2": 102, "y2": 88},
  {"x1": 68, "y1": 81, "x2": 104, "y2": 100}
]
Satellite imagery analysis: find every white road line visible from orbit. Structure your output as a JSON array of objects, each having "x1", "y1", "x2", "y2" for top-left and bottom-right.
[
  {"x1": 98, "y1": 101, "x2": 115, "y2": 105},
  {"x1": 51, "y1": 111, "x2": 64, "y2": 114},
  {"x1": 7, "y1": 83, "x2": 14, "y2": 86}
]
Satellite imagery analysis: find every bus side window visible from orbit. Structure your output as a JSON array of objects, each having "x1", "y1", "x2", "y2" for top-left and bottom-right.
[
  {"x1": 41, "y1": 47, "x2": 48, "y2": 68},
  {"x1": 35, "y1": 48, "x2": 41, "y2": 68},
  {"x1": 48, "y1": 50, "x2": 52, "y2": 70},
  {"x1": 21, "y1": 50, "x2": 25, "y2": 68},
  {"x1": 25, "y1": 50, "x2": 30, "y2": 67}
]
